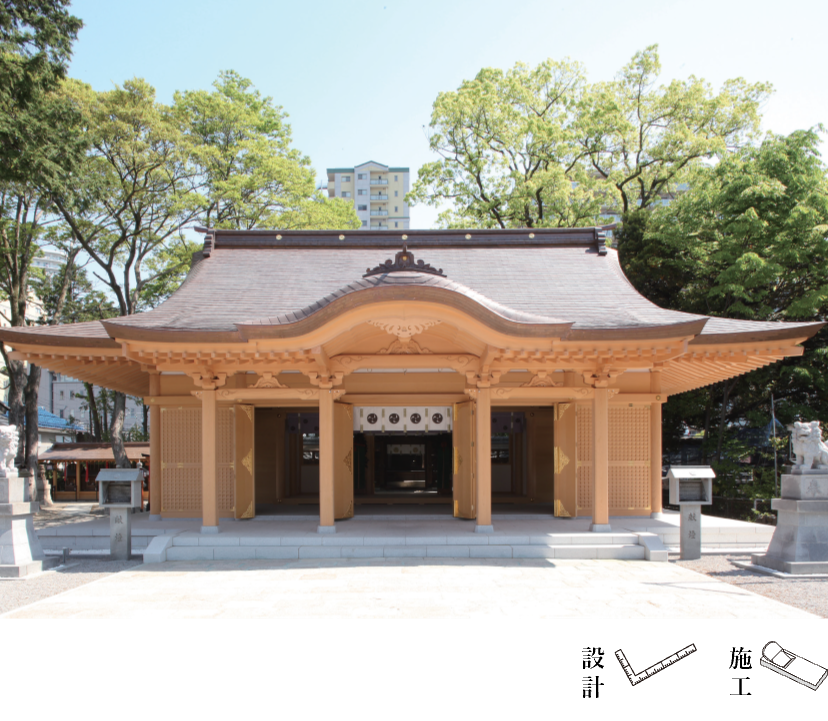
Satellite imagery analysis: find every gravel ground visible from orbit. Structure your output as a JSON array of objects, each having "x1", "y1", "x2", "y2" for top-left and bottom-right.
[
  {"x1": 672, "y1": 553, "x2": 828, "y2": 618},
  {"x1": 0, "y1": 558, "x2": 142, "y2": 616}
]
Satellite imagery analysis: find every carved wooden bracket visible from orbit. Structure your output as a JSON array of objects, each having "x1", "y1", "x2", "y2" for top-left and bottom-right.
[
  {"x1": 582, "y1": 368, "x2": 623, "y2": 388},
  {"x1": 465, "y1": 370, "x2": 502, "y2": 389},
  {"x1": 305, "y1": 370, "x2": 344, "y2": 390},
  {"x1": 188, "y1": 371, "x2": 227, "y2": 390}
]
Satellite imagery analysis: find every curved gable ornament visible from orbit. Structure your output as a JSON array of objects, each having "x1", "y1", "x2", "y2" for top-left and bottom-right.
[{"x1": 364, "y1": 244, "x2": 445, "y2": 277}]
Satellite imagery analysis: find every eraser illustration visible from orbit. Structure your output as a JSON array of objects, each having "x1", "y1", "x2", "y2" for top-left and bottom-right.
[
  {"x1": 615, "y1": 644, "x2": 696, "y2": 686},
  {"x1": 761, "y1": 641, "x2": 827, "y2": 691}
]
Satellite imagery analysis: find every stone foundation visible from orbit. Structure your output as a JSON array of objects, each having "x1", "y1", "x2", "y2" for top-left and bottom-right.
[{"x1": 751, "y1": 472, "x2": 828, "y2": 575}]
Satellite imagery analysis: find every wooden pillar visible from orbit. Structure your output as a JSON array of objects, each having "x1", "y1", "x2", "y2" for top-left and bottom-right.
[
  {"x1": 591, "y1": 387, "x2": 611, "y2": 531},
  {"x1": 75, "y1": 461, "x2": 80, "y2": 501},
  {"x1": 650, "y1": 369, "x2": 663, "y2": 518},
  {"x1": 149, "y1": 373, "x2": 162, "y2": 520},
  {"x1": 475, "y1": 387, "x2": 492, "y2": 530},
  {"x1": 318, "y1": 389, "x2": 335, "y2": 531},
  {"x1": 201, "y1": 388, "x2": 219, "y2": 531}
]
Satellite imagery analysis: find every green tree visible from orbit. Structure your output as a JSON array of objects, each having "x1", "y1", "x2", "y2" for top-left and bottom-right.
[
  {"x1": 410, "y1": 46, "x2": 770, "y2": 229},
  {"x1": 579, "y1": 45, "x2": 770, "y2": 216},
  {"x1": 408, "y1": 58, "x2": 603, "y2": 228},
  {"x1": 0, "y1": 2, "x2": 83, "y2": 493},
  {"x1": 627, "y1": 129, "x2": 828, "y2": 470},
  {"x1": 174, "y1": 70, "x2": 359, "y2": 230},
  {"x1": 53, "y1": 78, "x2": 200, "y2": 466},
  {"x1": 0, "y1": 0, "x2": 83, "y2": 185}
]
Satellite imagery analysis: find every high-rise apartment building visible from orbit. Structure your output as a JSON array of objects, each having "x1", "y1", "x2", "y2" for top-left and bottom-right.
[{"x1": 325, "y1": 161, "x2": 409, "y2": 230}]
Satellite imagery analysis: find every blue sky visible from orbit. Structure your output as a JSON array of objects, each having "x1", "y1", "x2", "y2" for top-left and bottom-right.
[{"x1": 68, "y1": 0, "x2": 828, "y2": 229}]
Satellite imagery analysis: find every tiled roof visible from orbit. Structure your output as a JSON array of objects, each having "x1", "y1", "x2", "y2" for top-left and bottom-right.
[
  {"x1": 36, "y1": 408, "x2": 82, "y2": 432},
  {"x1": 0, "y1": 228, "x2": 822, "y2": 346}
]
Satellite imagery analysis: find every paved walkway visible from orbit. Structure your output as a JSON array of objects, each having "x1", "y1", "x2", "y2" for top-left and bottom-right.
[{"x1": 2, "y1": 557, "x2": 816, "y2": 619}]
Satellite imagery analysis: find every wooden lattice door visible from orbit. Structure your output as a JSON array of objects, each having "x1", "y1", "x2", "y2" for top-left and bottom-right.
[
  {"x1": 234, "y1": 404, "x2": 255, "y2": 519},
  {"x1": 334, "y1": 402, "x2": 354, "y2": 519},
  {"x1": 453, "y1": 401, "x2": 475, "y2": 519}
]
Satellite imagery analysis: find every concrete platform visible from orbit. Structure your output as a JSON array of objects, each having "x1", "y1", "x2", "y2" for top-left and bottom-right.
[{"x1": 33, "y1": 509, "x2": 775, "y2": 563}]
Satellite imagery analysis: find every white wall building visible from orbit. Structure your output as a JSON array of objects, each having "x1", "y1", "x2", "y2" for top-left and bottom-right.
[{"x1": 325, "y1": 161, "x2": 410, "y2": 230}]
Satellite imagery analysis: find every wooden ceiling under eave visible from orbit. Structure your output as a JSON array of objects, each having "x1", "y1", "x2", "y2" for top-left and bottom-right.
[
  {"x1": 659, "y1": 341, "x2": 806, "y2": 395},
  {"x1": 8, "y1": 345, "x2": 149, "y2": 397}
]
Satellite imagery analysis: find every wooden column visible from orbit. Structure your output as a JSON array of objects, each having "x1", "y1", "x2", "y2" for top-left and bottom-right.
[
  {"x1": 318, "y1": 389, "x2": 335, "y2": 531},
  {"x1": 650, "y1": 369, "x2": 663, "y2": 518},
  {"x1": 149, "y1": 373, "x2": 162, "y2": 520},
  {"x1": 591, "y1": 387, "x2": 611, "y2": 531},
  {"x1": 201, "y1": 388, "x2": 219, "y2": 531},
  {"x1": 75, "y1": 461, "x2": 80, "y2": 501},
  {"x1": 475, "y1": 387, "x2": 492, "y2": 530}
]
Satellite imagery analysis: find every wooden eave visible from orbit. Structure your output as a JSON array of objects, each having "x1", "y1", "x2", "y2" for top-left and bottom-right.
[{"x1": 7, "y1": 344, "x2": 148, "y2": 397}]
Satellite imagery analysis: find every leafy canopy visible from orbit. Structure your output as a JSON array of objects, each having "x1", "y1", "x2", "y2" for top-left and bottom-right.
[
  {"x1": 54, "y1": 77, "x2": 201, "y2": 316},
  {"x1": 0, "y1": 1, "x2": 84, "y2": 185},
  {"x1": 175, "y1": 70, "x2": 359, "y2": 231},
  {"x1": 410, "y1": 45, "x2": 771, "y2": 227},
  {"x1": 623, "y1": 129, "x2": 828, "y2": 456}
]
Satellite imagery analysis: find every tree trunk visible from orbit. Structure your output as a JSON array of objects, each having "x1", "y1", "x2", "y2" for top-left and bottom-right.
[
  {"x1": 110, "y1": 391, "x2": 129, "y2": 468},
  {"x1": 714, "y1": 379, "x2": 737, "y2": 465},
  {"x1": 5, "y1": 356, "x2": 26, "y2": 469},
  {"x1": 101, "y1": 390, "x2": 108, "y2": 438},
  {"x1": 701, "y1": 389, "x2": 714, "y2": 464},
  {"x1": 24, "y1": 364, "x2": 42, "y2": 503},
  {"x1": 84, "y1": 382, "x2": 102, "y2": 441},
  {"x1": 142, "y1": 402, "x2": 148, "y2": 440}
]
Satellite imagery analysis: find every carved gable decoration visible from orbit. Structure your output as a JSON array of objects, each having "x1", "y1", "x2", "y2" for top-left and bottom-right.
[
  {"x1": 378, "y1": 338, "x2": 433, "y2": 355},
  {"x1": 364, "y1": 244, "x2": 445, "y2": 277},
  {"x1": 521, "y1": 372, "x2": 563, "y2": 388}
]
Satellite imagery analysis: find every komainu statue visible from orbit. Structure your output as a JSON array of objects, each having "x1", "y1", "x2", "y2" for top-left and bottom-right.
[
  {"x1": 792, "y1": 421, "x2": 828, "y2": 471},
  {"x1": 0, "y1": 425, "x2": 19, "y2": 477}
]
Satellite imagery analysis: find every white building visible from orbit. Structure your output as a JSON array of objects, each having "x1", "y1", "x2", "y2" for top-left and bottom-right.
[
  {"x1": 325, "y1": 161, "x2": 410, "y2": 230},
  {"x1": 32, "y1": 248, "x2": 68, "y2": 277}
]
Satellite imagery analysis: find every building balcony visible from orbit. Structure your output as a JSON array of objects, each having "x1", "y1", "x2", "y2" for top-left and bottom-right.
[
  {"x1": 370, "y1": 179, "x2": 389, "y2": 185},
  {"x1": 370, "y1": 210, "x2": 388, "y2": 217},
  {"x1": 371, "y1": 223, "x2": 388, "y2": 229},
  {"x1": 370, "y1": 194, "x2": 388, "y2": 201}
]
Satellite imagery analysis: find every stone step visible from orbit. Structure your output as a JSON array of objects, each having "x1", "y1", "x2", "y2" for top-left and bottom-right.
[
  {"x1": 156, "y1": 543, "x2": 646, "y2": 563},
  {"x1": 167, "y1": 532, "x2": 643, "y2": 548}
]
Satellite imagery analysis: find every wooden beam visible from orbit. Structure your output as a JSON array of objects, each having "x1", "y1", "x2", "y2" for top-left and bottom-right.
[
  {"x1": 490, "y1": 387, "x2": 594, "y2": 402},
  {"x1": 339, "y1": 393, "x2": 469, "y2": 405},
  {"x1": 208, "y1": 388, "x2": 321, "y2": 402}
]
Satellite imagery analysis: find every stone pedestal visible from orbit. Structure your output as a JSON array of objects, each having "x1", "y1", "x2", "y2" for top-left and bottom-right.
[
  {"x1": 108, "y1": 508, "x2": 132, "y2": 561},
  {"x1": 752, "y1": 472, "x2": 828, "y2": 574},
  {"x1": 0, "y1": 468, "x2": 58, "y2": 578},
  {"x1": 680, "y1": 504, "x2": 702, "y2": 560}
]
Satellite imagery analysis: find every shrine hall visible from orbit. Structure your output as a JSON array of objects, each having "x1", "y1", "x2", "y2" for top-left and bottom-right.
[{"x1": 0, "y1": 227, "x2": 821, "y2": 536}]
